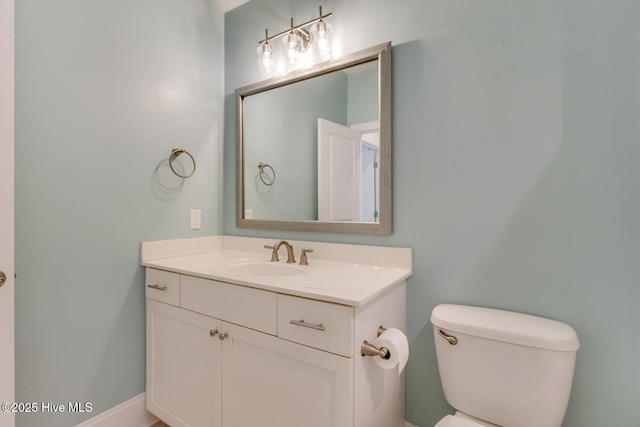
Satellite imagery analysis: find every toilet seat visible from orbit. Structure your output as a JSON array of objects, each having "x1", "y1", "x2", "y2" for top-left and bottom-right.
[{"x1": 435, "y1": 415, "x2": 498, "y2": 427}]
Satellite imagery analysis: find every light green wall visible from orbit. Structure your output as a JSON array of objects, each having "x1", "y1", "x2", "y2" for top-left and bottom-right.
[
  {"x1": 225, "y1": 1, "x2": 640, "y2": 426},
  {"x1": 347, "y1": 65, "x2": 378, "y2": 126},
  {"x1": 15, "y1": 0, "x2": 224, "y2": 425}
]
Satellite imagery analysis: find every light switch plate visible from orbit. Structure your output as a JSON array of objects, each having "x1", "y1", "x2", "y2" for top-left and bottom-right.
[{"x1": 190, "y1": 209, "x2": 201, "y2": 230}]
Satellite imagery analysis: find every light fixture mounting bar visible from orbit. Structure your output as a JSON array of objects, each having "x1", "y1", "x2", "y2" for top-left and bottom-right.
[{"x1": 258, "y1": 9, "x2": 333, "y2": 45}]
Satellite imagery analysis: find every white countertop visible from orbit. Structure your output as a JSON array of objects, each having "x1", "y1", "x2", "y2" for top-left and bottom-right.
[{"x1": 141, "y1": 236, "x2": 412, "y2": 307}]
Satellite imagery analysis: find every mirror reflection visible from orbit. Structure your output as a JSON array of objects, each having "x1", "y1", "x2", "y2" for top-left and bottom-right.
[
  {"x1": 243, "y1": 60, "x2": 379, "y2": 222},
  {"x1": 236, "y1": 42, "x2": 391, "y2": 235}
]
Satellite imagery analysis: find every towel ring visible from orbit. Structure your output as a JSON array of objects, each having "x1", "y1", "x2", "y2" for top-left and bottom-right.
[
  {"x1": 258, "y1": 162, "x2": 275, "y2": 186},
  {"x1": 169, "y1": 147, "x2": 196, "y2": 179}
]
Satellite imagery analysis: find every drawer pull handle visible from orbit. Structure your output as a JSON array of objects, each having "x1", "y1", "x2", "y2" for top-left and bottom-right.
[
  {"x1": 147, "y1": 284, "x2": 168, "y2": 291},
  {"x1": 290, "y1": 319, "x2": 326, "y2": 332}
]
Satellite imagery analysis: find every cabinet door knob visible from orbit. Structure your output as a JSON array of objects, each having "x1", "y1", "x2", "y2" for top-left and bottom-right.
[
  {"x1": 210, "y1": 329, "x2": 219, "y2": 337},
  {"x1": 147, "y1": 284, "x2": 167, "y2": 291},
  {"x1": 219, "y1": 332, "x2": 228, "y2": 341}
]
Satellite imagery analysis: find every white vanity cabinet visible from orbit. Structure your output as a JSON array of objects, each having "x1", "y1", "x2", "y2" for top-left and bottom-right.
[
  {"x1": 146, "y1": 265, "x2": 406, "y2": 427},
  {"x1": 220, "y1": 322, "x2": 352, "y2": 427},
  {"x1": 146, "y1": 299, "x2": 222, "y2": 427}
]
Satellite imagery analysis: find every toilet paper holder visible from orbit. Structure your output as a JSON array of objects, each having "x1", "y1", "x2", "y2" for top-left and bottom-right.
[{"x1": 361, "y1": 326, "x2": 391, "y2": 359}]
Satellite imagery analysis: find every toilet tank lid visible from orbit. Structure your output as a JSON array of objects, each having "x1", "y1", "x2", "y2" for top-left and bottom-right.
[{"x1": 431, "y1": 304, "x2": 580, "y2": 351}]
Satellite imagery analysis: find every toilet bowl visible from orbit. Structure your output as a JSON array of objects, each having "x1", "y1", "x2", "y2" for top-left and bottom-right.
[
  {"x1": 435, "y1": 413, "x2": 499, "y2": 427},
  {"x1": 431, "y1": 304, "x2": 580, "y2": 427}
]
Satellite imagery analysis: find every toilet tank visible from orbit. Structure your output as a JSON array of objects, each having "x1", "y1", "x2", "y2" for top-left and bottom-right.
[{"x1": 431, "y1": 304, "x2": 580, "y2": 427}]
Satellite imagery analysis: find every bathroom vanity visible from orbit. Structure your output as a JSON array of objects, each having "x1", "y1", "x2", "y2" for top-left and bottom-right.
[{"x1": 142, "y1": 236, "x2": 411, "y2": 427}]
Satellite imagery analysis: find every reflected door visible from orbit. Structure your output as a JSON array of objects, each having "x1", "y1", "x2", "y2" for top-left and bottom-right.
[{"x1": 317, "y1": 118, "x2": 362, "y2": 222}]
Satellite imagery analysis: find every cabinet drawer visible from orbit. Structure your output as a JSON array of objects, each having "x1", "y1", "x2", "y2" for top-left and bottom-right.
[
  {"x1": 181, "y1": 275, "x2": 277, "y2": 335},
  {"x1": 278, "y1": 295, "x2": 354, "y2": 357},
  {"x1": 146, "y1": 268, "x2": 180, "y2": 306}
]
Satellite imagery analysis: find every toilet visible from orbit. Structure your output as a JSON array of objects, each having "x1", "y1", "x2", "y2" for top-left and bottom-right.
[{"x1": 430, "y1": 304, "x2": 580, "y2": 427}]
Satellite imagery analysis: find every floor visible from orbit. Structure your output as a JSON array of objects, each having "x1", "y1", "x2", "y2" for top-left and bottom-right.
[{"x1": 152, "y1": 422, "x2": 169, "y2": 427}]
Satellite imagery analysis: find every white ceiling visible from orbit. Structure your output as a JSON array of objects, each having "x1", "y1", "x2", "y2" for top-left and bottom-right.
[{"x1": 216, "y1": 0, "x2": 250, "y2": 13}]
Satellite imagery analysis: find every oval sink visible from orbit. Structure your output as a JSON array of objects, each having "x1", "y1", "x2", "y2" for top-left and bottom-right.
[{"x1": 225, "y1": 262, "x2": 306, "y2": 277}]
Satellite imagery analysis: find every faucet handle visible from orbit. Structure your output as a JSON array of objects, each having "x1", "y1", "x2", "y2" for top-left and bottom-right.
[
  {"x1": 300, "y1": 249, "x2": 314, "y2": 265},
  {"x1": 264, "y1": 244, "x2": 279, "y2": 262}
]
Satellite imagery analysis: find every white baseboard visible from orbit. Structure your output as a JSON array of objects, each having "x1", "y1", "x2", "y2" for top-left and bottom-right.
[
  {"x1": 73, "y1": 392, "x2": 417, "y2": 427},
  {"x1": 74, "y1": 393, "x2": 159, "y2": 427}
]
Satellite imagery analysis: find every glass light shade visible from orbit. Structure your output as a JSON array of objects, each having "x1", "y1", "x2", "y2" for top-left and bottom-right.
[
  {"x1": 257, "y1": 41, "x2": 278, "y2": 74},
  {"x1": 311, "y1": 20, "x2": 333, "y2": 57},
  {"x1": 282, "y1": 31, "x2": 303, "y2": 66}
]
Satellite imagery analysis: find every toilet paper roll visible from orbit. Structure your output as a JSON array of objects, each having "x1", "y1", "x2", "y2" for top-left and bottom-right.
[{"x1": 372, "y1": 328, "x2": 409, "y2": 375}]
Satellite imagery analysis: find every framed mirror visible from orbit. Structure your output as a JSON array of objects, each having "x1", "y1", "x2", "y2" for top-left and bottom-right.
[{"x1": 236, "y1": 42, "x2": 391, "y2": 235}]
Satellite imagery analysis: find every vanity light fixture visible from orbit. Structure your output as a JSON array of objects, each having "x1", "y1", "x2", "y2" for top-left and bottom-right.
[
  {"x1": 257, "y1": 29, "x2": 278, "y2": 74},
  {"x1": 310, "y1": 6, "x2": 333, "y2": 57},
  {"x1": 256, "y1": 6, "x2": 333, "y2": 73},
  {"x1": 282, "y1": 17, "x2": 308, "y2": 66}
]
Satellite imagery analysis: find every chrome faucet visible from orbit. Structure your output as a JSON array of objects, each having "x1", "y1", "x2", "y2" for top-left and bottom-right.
[{"x1": 264, "y1": 240, "x2": 296, "y2": 263}]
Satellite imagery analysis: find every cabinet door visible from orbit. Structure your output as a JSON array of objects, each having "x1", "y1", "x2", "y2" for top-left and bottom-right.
[
  {"x1": 146, "y1": 299, "x2": 222, "y2": 427},
  {"x1": 221, "y1": 322, "x2": 353, "y2": 427}
]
